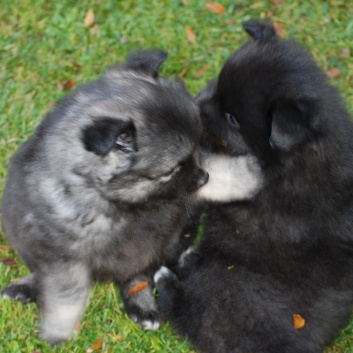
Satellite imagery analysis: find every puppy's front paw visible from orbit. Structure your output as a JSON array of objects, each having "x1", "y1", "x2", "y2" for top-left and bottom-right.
[
  {"x1": 129, "y1": 307, "x2": 161, "y2": 331},
  {"x1": 1, "y1": 283, "x2": 35, "y2": 303},
  {"x1": 153, "y1": 266, "x2": 174, "y2": 284}
]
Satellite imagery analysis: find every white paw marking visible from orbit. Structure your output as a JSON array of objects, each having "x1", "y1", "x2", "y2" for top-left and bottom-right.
[
  {"x1": 141, "y1": 320, "x2": 160, "y2": 330},
  {"x1": 178, "y1": 246, "x2": 195, "y2": 267},
  {"x1": 153, "y1": 266, "x2": 171, "y2": 284}
]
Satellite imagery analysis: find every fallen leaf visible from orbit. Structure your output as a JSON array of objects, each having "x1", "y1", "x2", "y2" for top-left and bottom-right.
[
  {"x1": 293, "y1": 314, "x2": 305, "y2": 329},
  {"x1": 205, "y1": 2, "x2": 226, "y2": 14},
  {"x1": 87, "y1": 338, "x2": 103, "y2": 353},
  {"x1": 273, "y1": 22, "x2": 286, "y2": 38},
  {"x1": 195, "y1": 65, "x2": 210, "y2": 78},
  {"x1": 326, "y1": 68, "x2": 340, "y2": 78},
  {"x1": 341, "y1": 48, "x2": 351, "y2": 59},
  {"x1": 0, "y1": 258, "x2": 18, "y2": 266},
  {"x1": 48, "y1": 102, "x2": 56, "y2": 108},
  {"x1": 90, "y1": 24, "x2": 99, "y2": 35},
  {"x1": 272, "y1": 0, "x2": 284, "y2": 4},
  {"x1": 0, "y1": 245, "x2": 12, "y2": 251},
  {"x1": 178, "y1": 66, "x2": 188, "y2": 77},
  {"x1": 84, "y1": 9, "x2": 95, "y2": 27},
  {"x1": 185, "y1": 25, "x2": 197, "y2": 42},
  {"x1": 128, "y1": 281, "x2": 148, "y2": 295},
  {"x1": 57, "y1": 82, "x2": 64, "y2": 90},
  {"x1": 63, "y1": 80, "x2": 76, "y2": 91}
]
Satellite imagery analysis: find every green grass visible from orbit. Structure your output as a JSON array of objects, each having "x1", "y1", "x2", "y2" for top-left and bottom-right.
[{"x1": 0, "y1": 0, "x2": 353, "y2": 352}]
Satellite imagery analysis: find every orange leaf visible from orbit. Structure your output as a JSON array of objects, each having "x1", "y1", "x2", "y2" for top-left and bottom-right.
[
  {"x1": 84, "y1": 9, "x2": 95, "y2": 27},
  {"x1": 63, "y1": 80, "x2": 76, "y2": 91},
  {"x1": 178, "y1": 66, "x2": 188, "y2": 77},
  {"x1": 195, "y1": 65, "x2": 210, "y2": 78},
  {"x1": 273, "y1": 22, "x2": 286, "y2": 38},
  {"x1": 293, "y1": 314, "x2": 306, "y2": 329},
  {"x1": 0, "y1": 258, "x2": 18, "y2": 266},
  {"x1": 87, "y1": 338, "x2": 103, "y2": 353},
  {"x1": 0, "y1": 245, "x2": 12, "y2": 251},
  {"x1": 128, "y1": 281, "x2": 148, "y2": 295},
  {"x1": 205, "y1": 2, "x2": 226, "y2": 14},
  {"x1": 326, "y1": 68, "x2": 340, "y2": 78},
  {"x1": 185, "y1": 25, "x2": 197, "y2": 42},
  {"x1": 272, "y1": 0, "x2": 284, "y2": 4}
]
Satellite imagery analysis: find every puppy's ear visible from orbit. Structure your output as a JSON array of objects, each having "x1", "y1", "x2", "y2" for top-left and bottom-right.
[
  {"x1": 125, "y1": 50, "x2": 168, "y2": 78},
  {"x1": 269, "y1": 99, "x2": 314, "y2": 152},
  {"x1": 82, "y1": 118, "x2": 136, "y2": 156},
  {"x1": 242, "y1": 20, "x2": 278, "y2": 42}
]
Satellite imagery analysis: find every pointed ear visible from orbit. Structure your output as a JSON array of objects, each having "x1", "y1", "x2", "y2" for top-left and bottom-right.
[
  {"x1": 269, "y1": 99, "x2": 314, "y2": 152},
  {"x1": 82, "y1": 118, "x2": 136, "y2": 156},
  {"x1": 242, "y1": 20, "x2": 278, "y2": 42},
  {"x1": 125, "y1": 50, "x2": 168, "y2": 78}
]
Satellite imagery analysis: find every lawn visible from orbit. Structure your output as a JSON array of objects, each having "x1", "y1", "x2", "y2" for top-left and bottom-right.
[{"x1": 0, "y1": 0, "x2": 353, "y2": 352}]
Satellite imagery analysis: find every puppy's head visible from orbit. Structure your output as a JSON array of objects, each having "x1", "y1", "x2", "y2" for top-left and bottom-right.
[
  {"x1": 202, "y1": 20, "x2": 331, "y2": 166},
  {"x1": 47, "y1": 50, "x2": 208, "y2": 204}
]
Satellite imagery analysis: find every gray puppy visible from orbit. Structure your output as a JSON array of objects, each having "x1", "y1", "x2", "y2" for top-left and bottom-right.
[{"x1": 1, "y1": 50, "x2": 262, "y2": 344}]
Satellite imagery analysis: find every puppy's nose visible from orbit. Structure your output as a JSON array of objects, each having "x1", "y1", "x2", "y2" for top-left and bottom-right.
[{"x1": 195, "y1": 168, "x2": 209, "y2": 188}]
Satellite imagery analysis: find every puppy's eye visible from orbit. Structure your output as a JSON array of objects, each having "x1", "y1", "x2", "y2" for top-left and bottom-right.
[{"x1": 225, "y1": 112, "x2": 239, "y2": 129}]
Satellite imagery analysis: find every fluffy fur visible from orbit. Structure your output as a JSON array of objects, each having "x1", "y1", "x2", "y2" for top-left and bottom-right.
[
  {"x1": 155, "y1": 21, "x2": 353, "y2": 353},
  {"x1": 1, "y1": 49, "x2": 263, "y2": 344}
]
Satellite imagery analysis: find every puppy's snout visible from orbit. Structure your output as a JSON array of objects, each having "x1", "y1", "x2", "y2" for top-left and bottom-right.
[{"x1": 195, "y1": 168, "x2": 209, "y2": 188}]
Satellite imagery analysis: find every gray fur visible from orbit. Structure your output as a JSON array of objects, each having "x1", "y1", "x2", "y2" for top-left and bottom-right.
[{"x1": 1, "y1": 50, "x2": 209, "y2": 344}]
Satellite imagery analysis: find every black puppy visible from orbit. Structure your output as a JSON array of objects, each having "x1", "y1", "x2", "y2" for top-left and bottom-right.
[{"x1": 154, "y1": 20, "x2": 353, "y2": 353}]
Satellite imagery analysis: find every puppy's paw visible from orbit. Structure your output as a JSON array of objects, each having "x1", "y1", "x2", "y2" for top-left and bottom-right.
[
  {"x1": 153, "y1": 266, "x2": 179, "y2": 295},
  {"x1": 129, "y1": 308, "x2": 161, "y2": 331},
  {"x1": 153, "y1": 266, "x2": 174, "y2": 284},
  {"x1": 1, "y1": 283, "x2": 35, "y2": 303}
]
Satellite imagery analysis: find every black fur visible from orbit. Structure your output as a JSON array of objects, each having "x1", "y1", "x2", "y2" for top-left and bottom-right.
[{"x1": 155, "y1": 20, "x2": 353, "y2": 353}]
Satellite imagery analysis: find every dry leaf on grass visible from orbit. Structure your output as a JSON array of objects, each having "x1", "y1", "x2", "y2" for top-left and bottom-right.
[
  {"x1": 326, "y1": 68, "x2": 340, "y2": 78},
  {"x1": 195, "y1": 65, "x2": 210, "y2": 78},
  {"x1": 205, "y1": 2, "x2": 226, "y2": 14},
  {"x1": 128, "y1": 281, "x2": 148, "y2": 295},
  {"x1": 0, "y1": 245, "x2": 12, "y2": 251},
  {"x1": 0, "y1": 258, "x2": 18, "y2": 266},
  {"x1": 84, "y1": 9, "x2": 95, "y2": 27},
  {"x1": 57, "y1": 81, "x2": 76, "y2": 91},
  {"x1": 178, "y1": 66, "x2": 188, "y2": 77},
  {"x1": 185, "y1": 25, "x2": 197, "y2": 42},
  {"x1": 293, "y1": 314, "x2": 306, "y2": 329},
  {"x1": 87, "y1": 337, "x2": 103, "y2": 353},
  {"x1": 273, "y1": 22, "x2": 286, "y2": 38}
]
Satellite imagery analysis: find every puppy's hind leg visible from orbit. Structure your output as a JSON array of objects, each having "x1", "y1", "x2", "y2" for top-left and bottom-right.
[
  {"x1": 121, "y1": 275, "x2": 161, "y2": 331},
  {"x1": 2, "y1": 272, "x2": 38, "y2": 303},
  {"x1": 38, "y1": 263, "x2": 90, "y2": 345}
]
